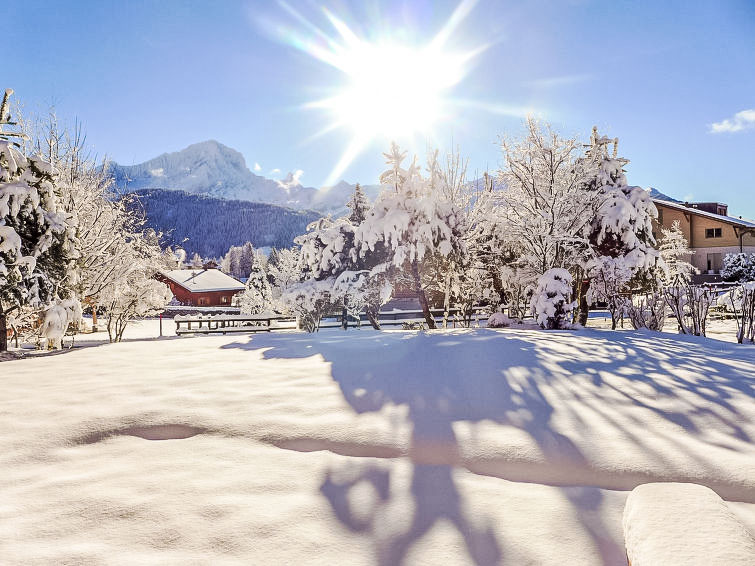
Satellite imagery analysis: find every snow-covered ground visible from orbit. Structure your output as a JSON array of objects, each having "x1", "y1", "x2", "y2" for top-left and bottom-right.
[{"x1": 1, "y1": 322, "x2": 753, "y2": 565}]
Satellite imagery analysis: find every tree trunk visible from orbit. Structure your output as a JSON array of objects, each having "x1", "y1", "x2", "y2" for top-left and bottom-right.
[
  {"x1": 365, "y1": 306, "x2": 381, "y2": 330},
  {"x1": 491, "y1": 269, "x2": 506, "y2": 306},
  {"x1": 577, "y1": 277, "x2": 590, "y2": 326},
  {"x1": 0, "y1": 311, "x2": 7, "y2": 352},
  {"x1": 411, "y1": 261, "x2": 436, "y2": 329},
  {"x1": 91, "y1": 304, "x2": 98, "y2": 332}
]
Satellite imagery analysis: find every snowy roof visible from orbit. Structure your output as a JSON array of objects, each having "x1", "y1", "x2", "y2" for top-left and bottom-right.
[
  {"x1": 652, "y1": 198, "x2": 755, "y2": 229},
  {"x1": 160, "y1": 269, "x2": 246, "y2": 292}
]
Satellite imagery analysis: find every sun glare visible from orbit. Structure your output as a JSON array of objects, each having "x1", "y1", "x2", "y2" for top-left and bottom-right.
[
  {"x1": 311, "y1": 42, "x2": 467, "y2": 139},
  {"x1": 268, "y1": 0, "x2": 486, "y2": 185}
]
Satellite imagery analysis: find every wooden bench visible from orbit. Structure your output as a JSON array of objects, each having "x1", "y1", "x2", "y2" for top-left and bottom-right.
[{"x1": 174, "y1": 314, "x2": 292, "y2": 335}]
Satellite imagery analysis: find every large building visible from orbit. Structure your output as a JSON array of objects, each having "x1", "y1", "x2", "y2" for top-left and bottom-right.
[
  {"x1": 157, "y1": 268, "x2": 246, "y2": 307},
  {"x1": 652, "y1": 199, "x2": 755, "y2": 282}
]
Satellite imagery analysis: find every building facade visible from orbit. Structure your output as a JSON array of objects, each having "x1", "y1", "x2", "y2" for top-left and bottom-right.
[{"x1": 652, "y1": 199, "x2": 755, "y2": 281}]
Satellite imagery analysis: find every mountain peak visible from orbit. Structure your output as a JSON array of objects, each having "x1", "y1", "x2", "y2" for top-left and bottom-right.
[{"x1": 110, "y1": 140, "x2": 381, "y2": 214}]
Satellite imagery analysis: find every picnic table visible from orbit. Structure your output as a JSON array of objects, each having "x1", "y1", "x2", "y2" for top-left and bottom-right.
[{"x1": 174, "y1": 313, "x2": 293, "y2": 335}]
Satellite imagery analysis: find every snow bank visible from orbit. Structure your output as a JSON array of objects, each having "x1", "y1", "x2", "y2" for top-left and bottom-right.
[{"x1": 624, "y1": 483, "x2": 755, "y2": 565}]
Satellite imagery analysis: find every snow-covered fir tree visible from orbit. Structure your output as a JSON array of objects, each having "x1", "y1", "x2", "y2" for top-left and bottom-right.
[
  {"x1": 346, "y1": 183, "x2": 370, "y2": 224},
  {"x1": 236, "y1": 251, "x2": 272, "y2": 314},
  {"x1": 0, "y1": 89, "x2": 76, "y2": 351}
]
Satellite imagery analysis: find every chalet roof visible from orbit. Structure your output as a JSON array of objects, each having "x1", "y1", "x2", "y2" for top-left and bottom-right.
[
  {"x1": 160, "y1": 269, "x2": 246, "y2": 293},
  {"x1": 652, "y1": 198, "x2": 755, "y2": 230}
]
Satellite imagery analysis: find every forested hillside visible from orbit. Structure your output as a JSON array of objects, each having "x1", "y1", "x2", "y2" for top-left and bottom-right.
[{"x1": 128, "y1": 189, "x2": 321, "y2": 257}]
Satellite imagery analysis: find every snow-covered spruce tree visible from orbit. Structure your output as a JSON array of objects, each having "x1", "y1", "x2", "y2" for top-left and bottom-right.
[
  {"x1": 722, "y1": 252, "x2": 755, "y2": 283},
  {"x1": 0, "y1": 89, "x2": 75, "y2": 351},
  {"x1": 346, "y1": 183, "x2": 370, "y2": 225},
  {"x1": 580, "y1": 129, "x2": 660, "y2": 325},
  {"x1": 238, "y1": 242, "x2": 255, "y2": 279},
  {"x1": 221, "y1": 244, "x2": 242, "y2": 278},
  {"x1": 530, "y1": 268, "x2": 575, "y2": 329},
  {"x1": 236, "y1": 251, "x2": 272, "y2": 315},
  {"x1": 357, "y1": 143, "x2": 465, "y2": 329}
]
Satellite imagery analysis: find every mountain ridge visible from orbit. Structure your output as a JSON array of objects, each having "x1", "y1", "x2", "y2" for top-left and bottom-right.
[{"x1": 110, "y1": 140, "x2": 380, "y2": 215}]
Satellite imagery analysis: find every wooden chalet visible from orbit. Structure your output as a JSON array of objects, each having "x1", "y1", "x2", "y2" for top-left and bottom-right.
[{"x1": 157, "y1": 268, "x2": 246, "y2": 307}]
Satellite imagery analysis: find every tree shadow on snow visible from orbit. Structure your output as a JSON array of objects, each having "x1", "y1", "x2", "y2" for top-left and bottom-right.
[{"x1": 220, "y1": 327, "x2": 754, "y2": 565}]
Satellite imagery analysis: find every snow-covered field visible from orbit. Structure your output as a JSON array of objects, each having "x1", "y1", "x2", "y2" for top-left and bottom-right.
[{"x1": 2, "y1": 322, "x2": 754, "y2": 565}]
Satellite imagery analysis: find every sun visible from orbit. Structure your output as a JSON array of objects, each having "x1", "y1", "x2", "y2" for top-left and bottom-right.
[
  {"x1": 311, "y1": 40, "x2": 468, "y2": 139},
  {"x1": 266, "y1": 0, "x2": 487, "y2": 185}
]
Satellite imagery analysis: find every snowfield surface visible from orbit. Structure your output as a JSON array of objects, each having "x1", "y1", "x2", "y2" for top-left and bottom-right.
[{"x1": 2, "y1": 326, "x2": 754, "y2": 565}]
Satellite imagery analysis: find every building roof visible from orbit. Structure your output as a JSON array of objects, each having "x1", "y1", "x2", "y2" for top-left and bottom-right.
[
  {"x1": 160, "y1": 269, "x2": 246, "y2": 293},
  {"x1": 652, "y1": 198, "x2": 755, "y2": 229}
]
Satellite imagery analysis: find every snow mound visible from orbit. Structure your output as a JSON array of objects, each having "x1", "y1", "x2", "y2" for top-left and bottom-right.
[{"x1": 623, "y1": 483, "x2": 755, "y2": 566}]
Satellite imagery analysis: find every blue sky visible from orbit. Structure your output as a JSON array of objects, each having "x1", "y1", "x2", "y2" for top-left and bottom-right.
[{"x1": 7, "y1": 0, "x2": 755, "y2": 218}]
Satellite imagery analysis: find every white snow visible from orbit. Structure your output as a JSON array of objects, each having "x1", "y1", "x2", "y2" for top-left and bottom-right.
[
  {"x1": 1, "y1": 326, "x2": 754, "y2": 564},
  {"x1": 623, "y1": 483, "x2": 755, "y2": 565}
]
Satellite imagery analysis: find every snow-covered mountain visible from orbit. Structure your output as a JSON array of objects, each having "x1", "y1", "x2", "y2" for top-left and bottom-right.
[{"x1": 110, "y1": 140, "x2": 380, "y2": 214}]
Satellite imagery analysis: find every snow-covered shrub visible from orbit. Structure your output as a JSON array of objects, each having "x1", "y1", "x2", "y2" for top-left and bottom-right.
[
  {"x1": 39, "y1": 298, "x2": 82, "y2": 350},
  {"x1": 100, "y1": 272, "x2": 172, "y2": 343},
  {"x1": 664, "y1": 284, "x2": 714, "y2": 336},
  {"x1": 530, "y1": 269, "x2": 575, "y2": 329},
  {"x1": 487, "y1": 312, "x2": 513, "y2": 328},
  {"x1": 722, "y1": 253, "x2": 755, "y2": 283},
  {"x1": 586, "y1": 256, "x2": 632, "y2": 330},
  {"x1": 720, "y1": 282, "x2": 755, "y2": 343},
  {"x1": 627, "y1": 292, "x2": 666, "y2": 331},
  {"x1": 282, "y1": 278, "x2": 339, "y2": 333}
]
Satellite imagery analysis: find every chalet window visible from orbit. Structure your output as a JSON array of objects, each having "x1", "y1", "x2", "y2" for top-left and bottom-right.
[
  {"x1": 221, "y1": 296, "x2": 228, "y2": 304},
  {"x1": 198, "y1": 297, "x2": 207, "y2": 306},
  {"x1": 705, "y1": 227, "x2": 722, "y2": 238}
]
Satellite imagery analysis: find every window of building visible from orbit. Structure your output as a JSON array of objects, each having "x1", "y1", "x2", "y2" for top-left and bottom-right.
[
  {"x1": 705, "y1": 227, "x2": 722, "y2": 238},
  {"x1": 221, "y1": 296, "x2": 228, "y2": 304},
  {"x1": 198, "y1": 297, "x2": 207, "y2": 306}
]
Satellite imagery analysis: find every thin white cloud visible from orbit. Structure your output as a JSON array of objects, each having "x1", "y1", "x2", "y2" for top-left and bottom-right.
[
  {"x1": 254, "y1": 162, "x2": 262, "y2": 172},
  {"x1": 526, "y1": 73, "x2": 594, "y2": 89},
  {"x1": 269, "y1": 168, "x2": 281, "y2": 175},
  {"x1": 710, "y1": 109, "x2": 755, "y2": 134}
]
